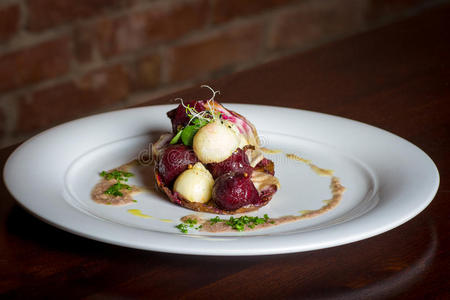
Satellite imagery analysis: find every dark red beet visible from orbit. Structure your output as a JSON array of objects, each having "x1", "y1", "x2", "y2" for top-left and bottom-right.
[
  {"x1": 207, "y1": 148, "x2": 253, "y2": 179},
  {"x1": 260, "y1": 185, "x2": 277, "y2": 199},
  {"x1": 167, "y1": 100, "x2": 206, "y2": 133},
  {"x1": 255, "y1": 158, "x2": 275, "y2": 175},
  {"x1": 212, "y1": 172, "x2": 261, "y2": 211},
  {"x1": 157, "y1": 145, "x2": 198, "y2": 184}
]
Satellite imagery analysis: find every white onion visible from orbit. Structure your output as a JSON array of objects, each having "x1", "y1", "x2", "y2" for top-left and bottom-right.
[
  {"x1": 193, "y1": 120, "x2": 240, "y2": 163},
  {"x1": 173, "y1": 162, "x2": 214, "y2": 203}
]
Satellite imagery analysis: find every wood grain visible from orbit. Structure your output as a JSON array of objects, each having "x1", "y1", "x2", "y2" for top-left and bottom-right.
[{"x1": 1, "y1": 4, "x2": 449, "y2": 299}]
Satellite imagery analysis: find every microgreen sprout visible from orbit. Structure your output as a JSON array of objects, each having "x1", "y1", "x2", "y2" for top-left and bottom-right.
[
  {"x1": 201, "y1": 84, "x2": 220, "y2": 122},
  {"x1": 170, "y1": 85, "x2": 223, "y2": 146}
]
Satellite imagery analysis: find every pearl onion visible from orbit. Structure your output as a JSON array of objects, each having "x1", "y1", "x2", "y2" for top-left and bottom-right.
[
  {"x1": 173, "y1": 162, "x2": 214, "y2": 203},
  {"x1": 193, "y1": 120, "x2": 240, "y2": 163}
]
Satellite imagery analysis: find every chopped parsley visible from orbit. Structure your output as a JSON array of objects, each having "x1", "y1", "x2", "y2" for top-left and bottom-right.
[
  {"x1": 175, "y1": 214, "x2": 273, "y2": 233},
  {"x1": 185, "y1": 218, "x2": 197, "y2": 227},
  {"x1": 175, "y1": 218, "x2": 198, "y2": 234},
  {"x1": 100, "y1": 170, "x2": 134, "y2": 182},
  {"x1": 104, "y1": 182, "x2": 132, "y2": 197},
  {"x1": 209, "y1": 216, "x2": 221, "y2": 225},
  {"x1": 100, "y1": 170, "x2": 135, "y2": 197},
  {"x1": 224, "y1": 215, "x2": 271, "y2": 231},
  {"x1": 175, "y1": 223, "x2": 188, "y2": 234}
]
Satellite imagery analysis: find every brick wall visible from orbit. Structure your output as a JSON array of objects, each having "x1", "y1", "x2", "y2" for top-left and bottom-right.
[{"x1": 0, "y1": 0, "x2": 445, "y2": 147}]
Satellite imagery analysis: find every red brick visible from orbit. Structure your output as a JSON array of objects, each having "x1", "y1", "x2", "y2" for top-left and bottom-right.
[
  {"x1": 74, "y1": 25, "x2": 94, "y2": 63},
  {"x1": 132, "y1": 54, "x2": 161, "y2": 90},
  {"x1": 213, "y1": 0, "x2": 296, "y2": 23},
  {"x1": 95, "y1": 0, "x2": 209, "y2": 58},
  {"x1": 0, "y1": 4, "x2": 20, "y2": 42},
  {"x1": 365, "y1": 0, "x2": 428, "y2": 23},
  {"x1": 0, "y1": 37, "x2": 71, "y2": 92},
  {"x1": 269, "y1": 0, "x2": 366, "y2": 50},
  {"x1": 27, "y1": 0, "x2": 128, "y2": 32},
  {"x1": 18, "y1": 65, "x2": 129, "y2": 131},
  {"x1": 168, "y1": 22, "x2": 264, "y2": 82}
]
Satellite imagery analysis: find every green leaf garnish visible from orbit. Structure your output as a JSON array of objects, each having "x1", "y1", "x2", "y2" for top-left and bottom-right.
[
  {"x1": 181, "y1": 125, "x2": 200, "y2": 146},
  {"x1": 192, "y1": 118, "x2": 209, "y2": 127},
  {"x1": 169, "y1": 118, "x2": 210, "y2": 146},
  {"x1": 171, "y1": 87, "x2": 223, "y2": 146},
  {"x1": 170, "y1": 129, "x2": 183, "y2": 144}
]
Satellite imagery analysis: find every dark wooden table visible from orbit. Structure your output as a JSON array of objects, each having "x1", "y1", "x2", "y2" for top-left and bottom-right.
[{"x1": 1, "y1": 4, "x2": 449, "y2": 299}]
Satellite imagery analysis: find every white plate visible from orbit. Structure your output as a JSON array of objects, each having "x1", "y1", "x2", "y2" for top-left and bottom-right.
[{"x1": 3, "y1": 105, "x2": 439, "y2": 255}]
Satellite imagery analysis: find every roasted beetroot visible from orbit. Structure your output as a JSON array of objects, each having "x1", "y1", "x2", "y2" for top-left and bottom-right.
[
  {"x1": 207, "y1": 148, "x2": 253, "y2": 179},
  {"x1": 255, "y1": 158, "x2": 275, "y2": 175},
  {"x1": 167, "y1": 100, "x2": 206, "y2": 133},
  {"x1": 157, "y1": 145, "x2": 198, "y2": 184},
  {"x1": 212, "y1": 172, "x2": 261, "y2": 211},
  {"x1": 156, "y1": 95, "x2": 279, "y2": 215}
]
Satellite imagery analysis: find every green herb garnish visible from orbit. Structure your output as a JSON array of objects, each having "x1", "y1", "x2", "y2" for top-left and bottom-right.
[
  {"x1": 185, "y1": 218, "x2": 197, "y2": 226},
  {"x1": 210, "y1": 215, "x2": 272, "y2": 232},
  {"x1": 169, "y1": 119, "x2": 210, "y2": 147},
  {"x1": 192, "y1": 117, "x2": 209, "y2": 127},
  {"x1": 100, "y1": 170, "x2": 135, "y2": 197},
  {"x1": 175, "y1": 214, "x2": 273, "y2": 233},
  {"x1": 175, "y1": 218, "x2": 197, "y2": 233},
  {"x1": 169, "y1": 86, "x2": 222, "y2": 147},
  {"x1": 209, "y1": 216, "x2": 221, "y2": 224},
  {"x1": 181, "y1": 125, "x2": 199, "y2": 146},
  {"x1": 104, "y1": 182, "x2": 132, "y2": 197},
  {"x1": 175, "y1": 223, "x2": 188, "y2": 234},
  {"x1": 169, "y1": 129, "x2": 183, "y2": 144},
  {"x1": 100, "y1": 170, "x2": 134, "y2": 182}
]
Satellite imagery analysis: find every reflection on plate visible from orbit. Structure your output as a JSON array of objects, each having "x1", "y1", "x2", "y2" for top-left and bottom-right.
[{"x1": 3, "y1": 105, "x2": 439, "y2": 255}]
